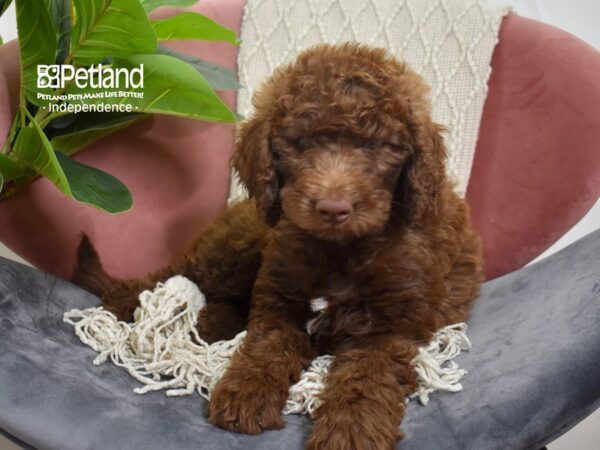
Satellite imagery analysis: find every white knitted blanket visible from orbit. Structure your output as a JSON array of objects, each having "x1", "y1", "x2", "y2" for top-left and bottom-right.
[
  {"x1": 229, "y1": 0, "x2": 510, "y2": 203},
  {"x1": 64, "y1": 276, "x2": 472, "y2": 415}
]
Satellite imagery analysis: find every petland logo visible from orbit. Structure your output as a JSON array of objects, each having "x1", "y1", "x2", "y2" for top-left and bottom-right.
[
  {"x1": 37, "y1": 64, "x2": 145, "y2": 113},
  {"x1": 37, "y1": 64, "x2": 144, "y2": 89}
]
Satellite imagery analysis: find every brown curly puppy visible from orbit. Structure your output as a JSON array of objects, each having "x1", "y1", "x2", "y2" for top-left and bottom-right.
[{"x1": 75, "y1": 43, "x2": 482, "y2": 449}]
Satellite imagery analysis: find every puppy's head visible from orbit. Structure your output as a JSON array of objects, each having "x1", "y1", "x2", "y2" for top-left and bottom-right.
[{"x1": 233, "y1": 43, "x2": 447, "y2": 240}]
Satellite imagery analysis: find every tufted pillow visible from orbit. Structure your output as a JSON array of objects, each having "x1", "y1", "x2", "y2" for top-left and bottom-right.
[{"x1": 230, "y1": 0, "x2": 510, "y2": 201}]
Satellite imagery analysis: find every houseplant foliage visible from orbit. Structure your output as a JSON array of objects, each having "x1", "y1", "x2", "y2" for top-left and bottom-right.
[{"x1": 0, "y1": 0, "x2": 239, "y2": 213}]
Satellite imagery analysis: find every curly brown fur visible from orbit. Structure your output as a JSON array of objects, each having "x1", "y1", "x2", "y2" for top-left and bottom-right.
[
  {"x1": 74, "y1": 201, "x2": 267, "y2": 341},
  {"x1": 74, "y1": 43, "x2": 482, "y2": 449}
]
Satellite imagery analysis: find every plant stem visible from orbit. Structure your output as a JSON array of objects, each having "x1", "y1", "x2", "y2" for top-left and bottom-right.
[
  {"x1": 38, "y1": 111, "x2": 71, "y2": 129},
  {"x1": 1, "y1": 112, "x2": 21, "y2": 155},
  {"x1": 32, "y1": 78, "x2": 74, "y2": 128},
  {"x1": 33, "y1": 107, "x2": 50, "y2": 125}
]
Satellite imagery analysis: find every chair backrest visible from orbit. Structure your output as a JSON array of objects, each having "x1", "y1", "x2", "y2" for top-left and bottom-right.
[
  {"x1": 0, "y1": 8, "x2": 598, "y2": 281},
  {"x1": 467, "y1": 15, "x2": 600, "y2": 279}
]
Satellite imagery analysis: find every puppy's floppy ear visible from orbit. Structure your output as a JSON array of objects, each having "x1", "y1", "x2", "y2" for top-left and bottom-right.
[
  {"x1": 393, "y1": 119, "x2": 447, "y2": 223},
  {"x1": 231, "y1": 116, "x2": 281, "y2": 225}
]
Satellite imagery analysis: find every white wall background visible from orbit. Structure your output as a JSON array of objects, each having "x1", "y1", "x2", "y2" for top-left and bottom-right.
[
  {"x1": 0, "y1": 1, "x2": 599, "y2": 449},
  {"x1": 0, "y1": 3, "x2": 15, "y2": 42}
]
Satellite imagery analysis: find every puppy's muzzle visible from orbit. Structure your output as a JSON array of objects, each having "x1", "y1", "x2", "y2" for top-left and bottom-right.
[{"x1": 315, "y1": 199, "x2": 353, "y2": 225}]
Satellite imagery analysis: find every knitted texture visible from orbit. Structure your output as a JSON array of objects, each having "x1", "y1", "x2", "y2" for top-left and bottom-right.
[
  {"x1": 229, "y1": 0, "x2": 510, "y2": 203},
  {"x1": 64, "y1": 276, "x2": 472, "y2": 416}
]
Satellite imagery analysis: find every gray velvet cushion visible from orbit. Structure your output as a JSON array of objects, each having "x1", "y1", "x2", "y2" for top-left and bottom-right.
[{"x1": 1, "y1": 229, "x2": 599, "y2": 450}]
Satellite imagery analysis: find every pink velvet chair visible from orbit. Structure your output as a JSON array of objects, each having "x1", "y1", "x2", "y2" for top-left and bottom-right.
[
  {"x1": 467, "y1": 15, "x2": 600, "y2": 279},
  {"x1": 0, "y1": 5, "x2": 599, "y2": 449},
  {"x1": 0, "y1": 12, "x2": 598, "y2": 282}
]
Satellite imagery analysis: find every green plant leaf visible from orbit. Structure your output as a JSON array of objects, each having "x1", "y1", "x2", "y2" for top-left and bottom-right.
[
  {"x1": 0, "y1": 0, "x2": 12, "y2": 18},
  {"x1": 0, "y1": 153, "x2": 24, "y2": 182},
  {"x1": 141, "y1": 0, "x2": 197, "y2": 13},
  {"x1": 15, "y1": 0, "x2": 57, "y2": 107},
  {"x1": 156, "y1": 45, "x2": 240, "y2": 90},
  {"x1": 12, "y1": 120, "x2": 71, "y2": 194},
  {"x1": 47, "y1": 112, "x2": 143, "y2": 136},
  {"x1": 71, "y1": 0, "x2": 157, "y2": 65},
  {"x1": 152, "y1": 12, "x2": 239, "y2": 44},
  {"x1": 45, "y1": 0, "x2": 71, "y2": 63},
  {"x1": 51, "y1": 125, "x2": 132, "y2": 155},
  {"x1": 50, "y1": 112, "x2": 147, "y2": 155},
  {"x1": 44, "y1": 114, "x2": 78, "y2": 133},
  {"x1": 55, "y1": 152, "x2": 132, "y2": 213},
  {"x1": 67, "y1": 54, "x2": 237, "y2": 123},
  {"x1": 12, "y1": 109, "x2": 132, "y2": 213}
]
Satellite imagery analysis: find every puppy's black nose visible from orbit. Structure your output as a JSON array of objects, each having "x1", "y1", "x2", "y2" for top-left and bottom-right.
[{"x1": 316, "y1": 199, "x2": 353, "y2": 225}]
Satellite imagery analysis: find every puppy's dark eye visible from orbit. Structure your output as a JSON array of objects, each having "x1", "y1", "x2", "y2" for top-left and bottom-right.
[
  {"x1": 295, "y1": 137, "x2": 310, "y2": 150},
  {"x1": 387, "y1": 141, "x2": 409, "y2": 152},
  {"x1": 366, "y1": 141, "x2": 380, "y2": 150}
]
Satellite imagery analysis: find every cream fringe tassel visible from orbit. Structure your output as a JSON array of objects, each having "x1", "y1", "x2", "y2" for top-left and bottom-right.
[{"x1": 64, "y1": 276, "x2": 471, "y2": 415}]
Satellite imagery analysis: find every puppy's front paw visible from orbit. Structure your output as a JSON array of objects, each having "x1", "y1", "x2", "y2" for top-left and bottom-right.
[
  {"x1": 196, "y1": 303, "x2": 246, "y2": 343},
  {"x1": 306, "y1": 400, "x2": 403, "y2": 450},
  {"x1": 208, "y1": 369, "x2": 286, "y2": 434}
]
